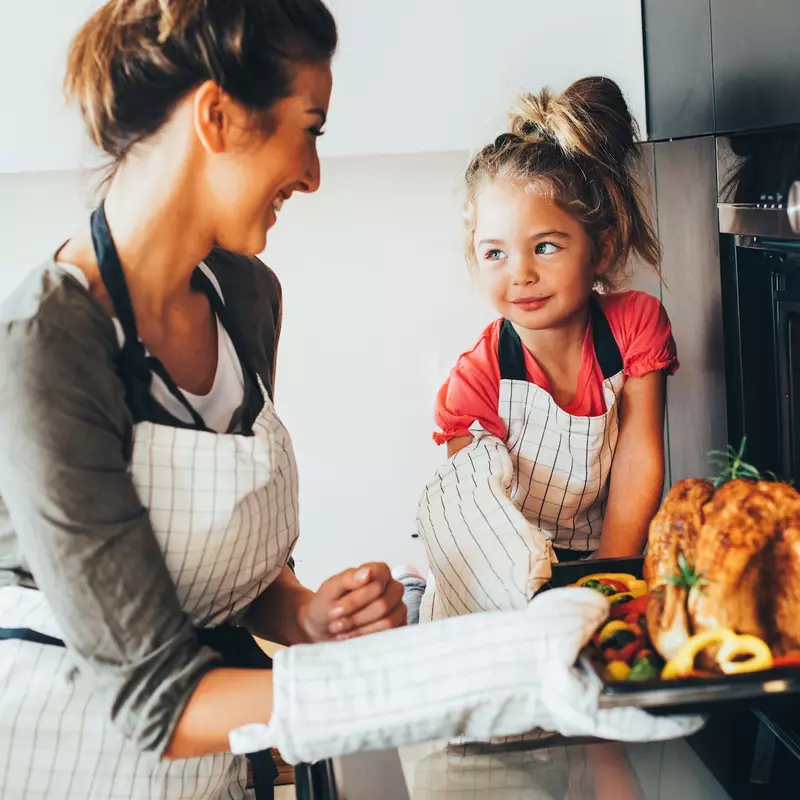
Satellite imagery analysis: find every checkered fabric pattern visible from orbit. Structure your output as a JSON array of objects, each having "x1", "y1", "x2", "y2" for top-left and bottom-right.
[{"x1": 0, "y1": 381, "x2": 298, "y2": 799}]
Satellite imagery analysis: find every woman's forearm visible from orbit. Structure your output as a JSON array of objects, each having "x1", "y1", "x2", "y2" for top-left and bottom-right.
[{"x1": 165, "y1": 668, "x2": 274, "y2": 760}]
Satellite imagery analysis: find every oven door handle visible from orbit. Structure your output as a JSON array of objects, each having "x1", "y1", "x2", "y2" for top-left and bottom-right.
[{"x1": 719, "y1": 196, "x2": 800, "y2": 240}]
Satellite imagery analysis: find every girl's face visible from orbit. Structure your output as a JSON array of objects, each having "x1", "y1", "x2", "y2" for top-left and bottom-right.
[{"x1": 472, "y1": 178, "x2": 610, "y2": 330}]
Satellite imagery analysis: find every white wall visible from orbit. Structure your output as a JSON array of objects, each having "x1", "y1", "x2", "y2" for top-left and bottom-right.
[
  {"x1": 0, "y1": 0, "x2": 646, "y2": 172},
  {"x1": 267, "y1": 152, "x2": 493, "y2": 587},
  {"x1": 0, "y1": 153, "x2": 493, "y2": 589}
]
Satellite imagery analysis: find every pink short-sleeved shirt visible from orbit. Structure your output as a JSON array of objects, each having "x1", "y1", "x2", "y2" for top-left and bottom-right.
[{"x1": 434, "y1": 291, "x2": 678, "y2": 445}]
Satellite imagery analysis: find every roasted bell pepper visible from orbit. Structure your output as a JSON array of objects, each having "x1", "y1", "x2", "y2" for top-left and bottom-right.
[
  {"x1": 598, "y1": 620, "x2": 642, "y2": 647},
  {"x1": 581, "y1": 579, "x2": 621, "y2": 596},
  {"x1": 661, "y1": 629, "x2": 773, "y2": 679},
  {"x1": 661, "y1": 629, "x2": 738, "y2": 679},
  {"x1": 610, "y1": 594, "x2": 649, "y2": 619},
  {"x1": 576, "y1": 573, "x2": 648, "y2": 602},
  {"x1": 597, "y1": 620, "x2": 632, "y2": 644},
  {"x1": 577, "y1": 573, "x2": 638, "y2": 589},
  {"x1": 615, "y1": 640, "x2": 645, "y2": 663},
  {"x1": 772, "y1": 653, "x2": 800, "y2": 669},
  {"x1": 605, "y1": 660, "x2": 631, "y2": 681},
  {"x1": 628, "y1": 651, "x2": 661, "y2": 682},
  {"x1": 716, "y1": 635, "x2": 773, "y2": 675}
]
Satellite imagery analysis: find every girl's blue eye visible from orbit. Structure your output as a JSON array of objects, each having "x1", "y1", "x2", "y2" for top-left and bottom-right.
[
  {"x1": 485, "y1": 249, "x2": 506, "y2": 261},
  {"x1": 535, "y1": 242, "x2": 560, "y2": 255}
]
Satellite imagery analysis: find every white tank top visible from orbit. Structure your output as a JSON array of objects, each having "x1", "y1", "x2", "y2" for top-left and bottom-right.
[{"x1": 57, "y1": 262, "x2": 244, "y2": 433}]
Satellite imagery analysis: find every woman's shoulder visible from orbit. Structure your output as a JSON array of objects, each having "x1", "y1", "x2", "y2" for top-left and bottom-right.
[
  {"x1": 204, "y1": 249, "x2": 282, "y2": 321},
  {"x1": 0, "y1": 259, "x2": 127, "y2": 432},
  {"x1": 204, "y1": 250, "x2": 283, "y2": 390},
  {"x1": 0, "y1": 259, "x2": 118, "y2": 357}
]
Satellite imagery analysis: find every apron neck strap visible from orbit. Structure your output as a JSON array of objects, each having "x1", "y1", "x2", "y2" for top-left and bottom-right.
[
  {"x1": 191, "y1": 265, "x2": 265, "y2": 432},
  {"x1": 497, "y1": 295, "x2": 623, "y2": 382},
  {"x1": 589, "y1": 296, "x2": 624, "y2": 380},
  {"x1": 90, "y1": 203, "x2": 209, "y2": 431}
]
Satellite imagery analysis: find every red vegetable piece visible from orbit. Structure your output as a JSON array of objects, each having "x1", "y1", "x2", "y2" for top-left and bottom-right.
[
  {"x1": 611, "y1": 594, "x2": 649, "y2": 619},
  {"x1": 616, "y1": 640, "x2": 644, "y2": 663},
  {"x1": 773, "y1": 653, "x2": 800, "y2": 669}
]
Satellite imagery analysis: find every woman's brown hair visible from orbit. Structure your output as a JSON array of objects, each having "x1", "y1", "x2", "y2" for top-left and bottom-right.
[
  {"x1": 464, "y1": 76, "x2": 660, "y2": 291},
  {"x1": 65, "y1": 0, "x2": 337, "y2": 170}
]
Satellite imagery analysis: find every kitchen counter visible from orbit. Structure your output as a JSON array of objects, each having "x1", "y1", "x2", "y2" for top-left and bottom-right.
[
  {"x1": 292, "y1": 732, "x2": 731, "y2": 799},
  {"x1": 289, "y1": 707, "x2": 800, "y2": 799}
]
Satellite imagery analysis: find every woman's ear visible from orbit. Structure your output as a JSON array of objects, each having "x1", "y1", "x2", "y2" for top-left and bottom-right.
[{"x1": 193, "y1": 80, "x2": 228, "y2": 155}]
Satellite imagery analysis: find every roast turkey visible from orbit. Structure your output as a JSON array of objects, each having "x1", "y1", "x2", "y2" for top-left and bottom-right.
[{"x1": 644, "y1": 477, "x2": 800, "y2": 659}]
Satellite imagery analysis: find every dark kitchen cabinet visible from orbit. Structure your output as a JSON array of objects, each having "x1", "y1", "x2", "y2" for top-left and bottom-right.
[
  {"x1": 642, "y1": 0, "x2": 714, "y2": 140},
  {"x1": 711, "y1": 0, "x2": 800, "y2": 133},
  {"x1": 643, "y1": 0, "x2": 800, "y2": 139}
]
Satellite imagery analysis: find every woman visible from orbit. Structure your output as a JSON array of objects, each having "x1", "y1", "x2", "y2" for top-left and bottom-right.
[
  {"x1": 0, "y1": 2, "x2": 700, "y2": 798},
  {"x1": 0, "y1": 1, "x2": 404, "y2": 796}
]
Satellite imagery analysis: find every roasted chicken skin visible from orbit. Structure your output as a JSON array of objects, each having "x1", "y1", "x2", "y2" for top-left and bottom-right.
[
  {"x1": 688, "y1": 480, "x2": 779, "y2": 641},
  {"x1": 644, "y1": 478, "x2": 713, "y2": 588},
  {"x1": 765, "y1": 484, "x2": 800, "y2": 655},
  {"x1": 644, "y1": 479, "x2": 714, "y2": 660}
]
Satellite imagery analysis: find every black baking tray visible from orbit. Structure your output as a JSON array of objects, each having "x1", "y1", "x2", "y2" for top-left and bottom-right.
[{"x1": 548, "y1": 557, "x2": 800, "y2": 715}]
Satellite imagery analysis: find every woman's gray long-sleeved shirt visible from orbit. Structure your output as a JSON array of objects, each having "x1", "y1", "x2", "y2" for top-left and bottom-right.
[{"x1": 0, "y1": 248, "x2": 282, "y2": 755}]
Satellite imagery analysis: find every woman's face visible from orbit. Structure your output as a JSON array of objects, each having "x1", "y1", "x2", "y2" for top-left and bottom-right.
[{"x1": 205, "y1": 62, "x2": 333, "y2": 255}]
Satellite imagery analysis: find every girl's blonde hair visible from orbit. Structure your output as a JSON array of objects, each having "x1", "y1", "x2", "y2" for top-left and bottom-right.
[{"x1": 464, "y1": 76, "x2": 660, "y2": 291}]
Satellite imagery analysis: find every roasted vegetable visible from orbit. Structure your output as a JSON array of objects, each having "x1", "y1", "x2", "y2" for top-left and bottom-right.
[
  {"x1": 582, "y1": 579, "x2": 619, "y2": 596},
  {"x1": 597, "y1": 621, "x2": 633, "y2": 645},
  {"x1": 610, "y1": 594, "x2": 649, "y2": 620},
  {"x1": 772, "y1": 653, "x2": 800, "y2": 669},
  {"x1": 627, "y1": 651, "x2": 661, "y2": 682},
  {"x1": 716, "y1": 634, "x2": 773, "y2": 675},
  {"x1": 661, "y1": 629, "x2": 737, "y2": 679},
  {"x1": 577, "y1": 573, "x2": 638, "y2": 589},
  {"x1": 661, "y1": 628, "x2": 773, "y2": 678},
  {"x1": 605, "y1": 660, "x2": 631, "y2": 681}
]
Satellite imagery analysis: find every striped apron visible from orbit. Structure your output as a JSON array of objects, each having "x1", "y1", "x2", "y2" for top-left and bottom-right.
[
  {"x1": 419, "y1": 299, "x2": 624, "y2": 620},
  {"x1": 0, "y1": 205, "x2": 299, "y2": 799},
  {"x1": 500, "y1": 297, "x2": 624, "y2": 557}
]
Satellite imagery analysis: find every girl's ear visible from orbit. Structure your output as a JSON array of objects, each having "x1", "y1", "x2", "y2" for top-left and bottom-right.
[{"x1": 594, "y1": 230, "x2": 615, "y2": 277}]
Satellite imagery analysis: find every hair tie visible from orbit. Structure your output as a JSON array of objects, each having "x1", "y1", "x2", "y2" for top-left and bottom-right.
[
  {"x1": 493, "y1": 133, "x2": 521, "y2": 150},
  {"x1": 520, "y1": 120, "x2": 557, "y2": 143}
]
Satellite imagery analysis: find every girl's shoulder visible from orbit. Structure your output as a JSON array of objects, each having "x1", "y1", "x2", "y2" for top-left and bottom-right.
[
  {"x1": 594, "y1": 290, "x2": 679, "y2": 378},
  {"x1": 451, "y1": 319, "x2": 504, "y2": 375}
]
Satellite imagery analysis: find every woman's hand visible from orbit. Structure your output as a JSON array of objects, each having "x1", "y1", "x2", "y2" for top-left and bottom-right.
[{"x1": 300, "y1": 562, "x2": 406, "y2": 642}]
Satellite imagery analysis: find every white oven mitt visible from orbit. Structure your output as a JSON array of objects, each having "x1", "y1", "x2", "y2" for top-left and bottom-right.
[
  {"x1": 229, "y1": 588, "x2": 703, "y2": 765},
  {"x1": 417, "y1": 427, "x2": 555, "y2": 622}
]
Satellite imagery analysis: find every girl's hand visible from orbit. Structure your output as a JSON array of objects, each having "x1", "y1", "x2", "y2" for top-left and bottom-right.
[{"x1": 300, "y1": 563, "x2": 407, "y2": 642}]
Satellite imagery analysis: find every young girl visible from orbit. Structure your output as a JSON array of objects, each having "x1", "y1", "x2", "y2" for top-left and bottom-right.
[{"x1": 417, "y1": 77, "x2": 678, "y2": 621}]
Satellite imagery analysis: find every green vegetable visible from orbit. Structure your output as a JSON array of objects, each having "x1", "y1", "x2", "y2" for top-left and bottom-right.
[
  {"x1": 582, "y1": 579, "x2": 617, "y2": 597},
  {"x1": 611, "y1": 593, "x2": 634, "y2": 605},
  {"x1": 604, "y1": 629, "x2": 637, "y2": 650},
  {"x1": 627, "y1": 653, "x2": 661, "y2": 682}
]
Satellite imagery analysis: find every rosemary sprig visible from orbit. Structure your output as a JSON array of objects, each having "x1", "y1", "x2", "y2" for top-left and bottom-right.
[
  {"x1": 664, "y1": 552, "x2": 708, "y2": 592},
  {"x1": 708, "y1": 437, "x2": 781, "y2": 488}
]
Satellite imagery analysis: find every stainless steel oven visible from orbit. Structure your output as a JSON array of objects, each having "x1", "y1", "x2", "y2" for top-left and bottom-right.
[{"x1": 718, "y1": 126, "x2": 800, "y2": 481}]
